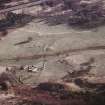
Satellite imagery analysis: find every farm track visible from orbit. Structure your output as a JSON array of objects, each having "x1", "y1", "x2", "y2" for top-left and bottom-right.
[{"x1": 1, "y1": 45, "x2": 105, "y2": 62}]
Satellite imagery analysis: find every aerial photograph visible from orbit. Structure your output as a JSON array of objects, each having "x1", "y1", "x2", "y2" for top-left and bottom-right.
[{"x1": 0, "y1": 0, "x2": 105, "y2": 105}]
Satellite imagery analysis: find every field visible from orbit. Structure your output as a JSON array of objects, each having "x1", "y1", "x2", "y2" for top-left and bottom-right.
[{"x1": 0, "y1": 0, "x2": 105, "y2": 105}]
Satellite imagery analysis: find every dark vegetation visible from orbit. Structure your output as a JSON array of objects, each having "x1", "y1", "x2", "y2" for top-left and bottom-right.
[
  {"x1": 0, "y1": 12, "x2": 35, "y2": 37},
  {"x1": 0, "y1": 12, "x2": 34, "y2": 29},
  {"x1": 0, "y1": 0, "x2": 36, "y2": 37},
  {"x1": 0, "y1": 0, "x2": 105, "y2": 30},
  {"x1": 0, "y1": 0, "x2": 105, "y2": 36},
  {"x1": 1, "y1": 82, "x2": 105, "y2": 105},
  {"x1": 0, "y1": 0, "x2": 12, "y2": 9},
  {"x1": 0, "y1": 71, "x2": 105, "y2": 105},
  {"x1": 36, "y1": 0, "x2": 105, "y2": 28}
]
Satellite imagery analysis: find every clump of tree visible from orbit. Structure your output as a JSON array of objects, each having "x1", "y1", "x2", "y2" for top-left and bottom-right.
[
  {"x1": 37, "y1": 0, "x2": 105, "y2": 28},
  {"x1": 0, "y1": 0, "x2": 105, "y2": 28},
  {"x1": 0, "y1": 0, "x2": 12, "y2": 9}
]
